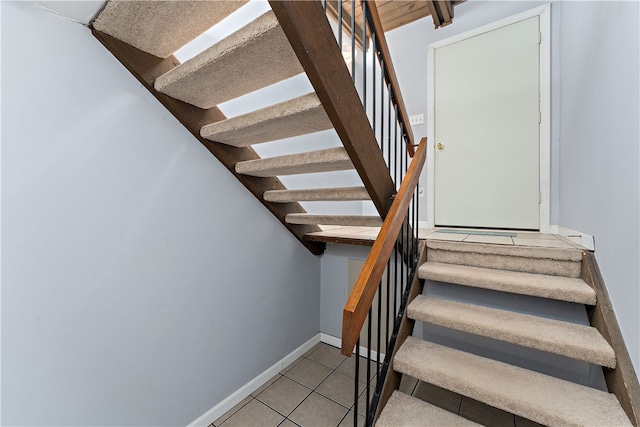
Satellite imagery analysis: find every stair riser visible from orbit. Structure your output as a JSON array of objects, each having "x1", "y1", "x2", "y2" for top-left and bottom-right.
[{"x1": 427, "y1": 249, "x2": 582, "y2": 278}]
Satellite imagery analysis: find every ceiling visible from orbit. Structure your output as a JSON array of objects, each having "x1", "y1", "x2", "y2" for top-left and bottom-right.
[{"x1": 34, "y1": 0, "x2": 462, "y2": 31}]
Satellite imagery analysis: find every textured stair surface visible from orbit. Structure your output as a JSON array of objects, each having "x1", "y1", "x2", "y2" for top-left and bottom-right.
[
  {"x1": 286, "y1": 214, "x2": 382, "y2": 227},
  {"x1": 394, "y1": 337, "x2": 632, "y2": 427},
  {"x1": 201, "y1": 93, "x2": 332, "y2": 146},
  {"x1": 235, "y1": 147, "x2": 353, "y2": 177},
  {"x1": 408, "y1": 296, "x2": 616, "y2": 367},
  {"x1": 426, "y1": 240, "x2": 583, "y2": 278},
  {"x1": 155, "y1": 11, "x2": 303, "y2": 108},
  {"x1": 93, "y1": 1, "x2": 247, "y2": 58},
  {"x1": 419, "y1": 261, "x2": 596, "y2": 305},
  {"x1": 264, "y1": 186, "x2": 370, "y2": 202},
  {"x1": 376, "y1": 391, "x2": 481, "y2": 427}
]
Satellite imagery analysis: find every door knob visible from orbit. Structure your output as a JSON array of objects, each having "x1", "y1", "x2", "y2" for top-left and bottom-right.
[{"x1": 437, "y1": 142, "x2": 445, "y2": 150}]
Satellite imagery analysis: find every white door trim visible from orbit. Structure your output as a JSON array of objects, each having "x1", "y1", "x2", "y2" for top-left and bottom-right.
[{"x1": 426, "y1": 4, "x2": 551, "y2": 232}]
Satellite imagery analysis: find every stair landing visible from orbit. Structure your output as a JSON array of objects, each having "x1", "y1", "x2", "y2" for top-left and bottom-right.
[{"x1": 305, "y1": 227, "x2": 588, "y2": 250}]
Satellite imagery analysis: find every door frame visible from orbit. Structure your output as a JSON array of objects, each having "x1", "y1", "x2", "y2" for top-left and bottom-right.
[{"x1": 426, "y1": 4, "x2": 551, "y2": 232}]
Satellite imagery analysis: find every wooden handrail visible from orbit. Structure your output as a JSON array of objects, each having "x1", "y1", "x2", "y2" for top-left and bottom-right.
[
  {"x1": 362, "y1": 0, "x2": 416, "y2": 157},
  {"x1": 341, "y1": 138, "x2": 427, "y2": 356},
  {"x1": 270, "y1": 0, "x2": 397, "y2": 217}
]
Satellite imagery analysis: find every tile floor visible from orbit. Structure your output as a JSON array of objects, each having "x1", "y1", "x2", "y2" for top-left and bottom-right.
[
  {"x1": 211, "y1": 343, "x2": 372, "y2": 427},
  {"x1": 210, "y1": 342, "x2": 544, "y2": 427},
  {"x1": 308, "y1": 226, "x2": 587, "y2": 250}
]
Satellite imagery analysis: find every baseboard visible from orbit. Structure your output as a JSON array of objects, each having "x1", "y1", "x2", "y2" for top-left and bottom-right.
[
  {"x1": 321, "y1": 333, "x2": 385, "y2": 361},
  {"x1": 188, "y1": 333, "x2": 321, "y2": 427},
  {"x1": 550, "y1": 225, "x2": 595, "y2": 251}
]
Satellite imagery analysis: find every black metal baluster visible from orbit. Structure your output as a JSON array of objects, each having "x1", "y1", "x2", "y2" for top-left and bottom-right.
[
  {"x1": 386, "y1": 257, "x2": 391, "y2": 359},
  {"x1": 338, "y1": 1, "x2": 343, "y2": 49},
  {"x1": 351, "y1": 0, "x2": 355, "y2": 79},
  {"x1": 366, "y1": 307, "x2": 372, "y2": 425},
  {"x1": 377, "y1": 279, "x2": 382, "y2": 386},
  {"x1": 385, "y1": 77, "x2": 391, "y2": 172},
  {"x1": 355, "y1": 338, "x2": 360, "y2": 426},
  {"x1": 371, "y1": 34, "x2": 376, "y2": 147}
]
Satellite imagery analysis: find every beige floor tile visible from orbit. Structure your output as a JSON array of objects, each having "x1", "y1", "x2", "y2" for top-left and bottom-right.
[
  {"x1": 353, "y1": 389, "x2": 374, "y2": 416},
  {"x1": 515, "y1": 232, "x2": 558, "y2": 239},
  {"x1": 256, "y1": 376, "x2": 312, "y2": 416},
  {"x1": 289, "y1": 392, "x2": 349, "y2": 427},
  {"x1": 418, "y1": 228, "x2": 438, "y2": 239},
  {"x1": 284, "y1": 358, "x2": 333, "y2": 389},
  {"x1": 278, "y1": 419, "x2": 300, "y2": 427},
  {"x1": 337, "y1": 410, "x2": 365, "y2": 427},
  {"x1": 303, "y1": 343, "x2": 322, "y2": 358},
  {"x1": 281, "y1": 356, "x2": 305, "y2": 375},
  {"x1": 512, "y1": 237, "x2": 575, "y2": 248},
  {"x1": 428, "y1": 232, "x2": 469, "y2": 241},
  {"x1": 307, "y1": 343, "x2": 347, "y2": 369},
  {"x1": 515, "y1": 415, "x2": 545, "y2": 427},
  {"x1": 459, "y1": 397, "x2": 515, "y2": 427},
  {"x1": 412, "y1": 381, "x2": 461, "y2": 414},
  {"x1": 251, "y1": 374, "x2": 282, "y2": 397},
  {"x1": 336, "y1": 355, "x2": 377, "y2": 383},
  {"x1": 221, "y1": 399, "x2": 285, "y2": 427},
  {"x1": 214, "y1": 395, "x2": 252, "y2": 426},
  {"x1": 316, "y1": 370, "x2": 366, "y2": 408},
  {"x1": 554, "y1": 234, "x2": 588, "y2": 249},
  {"x1": 463, "y1": 235, "x2": 514, "y2": 245}
]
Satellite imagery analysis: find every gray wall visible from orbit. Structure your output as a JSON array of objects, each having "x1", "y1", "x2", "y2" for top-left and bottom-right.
[
  {"x1": 385, "y1": 0, "x2": 639, "y2": 372},
  {"x1": 1, "y1": 2, "x2": 320, "y2": 425},
  {"x1": 557, "y1": 0, "x2": 640, "y2": 373}
]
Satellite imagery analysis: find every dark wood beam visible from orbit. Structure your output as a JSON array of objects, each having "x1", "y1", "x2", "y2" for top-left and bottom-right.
[
  {"x1": 270, "y1": 0, "x2": 397, "y2": 217},
  {"x1": 583, "y1": 252, "x2": 640, "y2": 426},
  {"x1": 92, "y1": 30, "x2": 325, "y2": 255}
]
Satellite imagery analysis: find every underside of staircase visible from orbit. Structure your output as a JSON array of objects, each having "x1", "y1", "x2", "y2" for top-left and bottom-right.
[
  {"x1": 376, "y1": 240, "x2": 640, "y2": 426},
  {"x1": 90, "y1": 2, "x2": 639, "y2": 426},
  {"x1": 92, "y1": 0, "x2": 392, "y2": 256}
]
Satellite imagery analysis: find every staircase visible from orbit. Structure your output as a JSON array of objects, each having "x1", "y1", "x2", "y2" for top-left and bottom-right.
[
  {"x1": 376, "y1": 240, "x2": 637, "y2": 426},
  {"x1": 90, "y1": 1, "x2": 639, "y2": 425},
  {"x1": 92, "y1": 1, "x2": 392, "y2": 257}
]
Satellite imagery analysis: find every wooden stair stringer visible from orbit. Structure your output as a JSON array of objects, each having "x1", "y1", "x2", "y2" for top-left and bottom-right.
[{"x1": 92, "y1": 30, "x2": 325, "y2": 255}]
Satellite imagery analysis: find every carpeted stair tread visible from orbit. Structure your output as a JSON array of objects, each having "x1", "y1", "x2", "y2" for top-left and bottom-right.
[
  {"x1": 419, "y1": 262, "x2": 596, "y2": 305},
  {"x1": 394, "y1": 337, "x2": 632, "y2": 427},
  {"x1": 154, "y1": 10, "x2": 303, "y2": 108},
  {"x1": 235, "y1": 147, "x2": 353, "y2": 177},
  {"x1": 264, "y1": 186, "x2": 370, "y2": 202},
  {"x1": 376, "y1": 391, "x2": 481, "y2": 426},
  {"x1": 426, "y1": 240, "x2": 583, "y2": 278},
  {"x1": 93, "y1": 1, "x2": 247, "y2": 59},
  {"x1": 408, "y1": 296, "x2": 615, "y2": 367},
  {"x1": 200, "y1": 93, "x2": 332, "y2": 146},
  {"x1": 286, "y1": 214, "x2": 382, "y2": 227}
]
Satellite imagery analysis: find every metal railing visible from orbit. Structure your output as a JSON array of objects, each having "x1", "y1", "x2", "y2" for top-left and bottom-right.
[{"x1": 317, "y1": 2, "x2": 426, "y2": 425}]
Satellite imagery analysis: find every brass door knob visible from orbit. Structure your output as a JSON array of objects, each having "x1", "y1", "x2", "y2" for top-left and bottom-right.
[{"x1": 437, "y1": 142, "x2": 445, "y2": 150}]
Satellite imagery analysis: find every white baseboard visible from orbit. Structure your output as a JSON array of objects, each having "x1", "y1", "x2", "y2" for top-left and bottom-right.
[
  {"x1": 321, "y1": 333, "x2": 385, "y2": 361},
  {"x1": 188, "y1": 334, "x2": 321, "y2": 427},
  {"x1": 550, "y1": 225, "x2": 595, "y2": 251}
]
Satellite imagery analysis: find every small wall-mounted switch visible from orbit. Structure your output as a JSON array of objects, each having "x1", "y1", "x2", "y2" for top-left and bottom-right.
[{"x1": 409, "y1": 114, "x2": 424, "y2": 126}]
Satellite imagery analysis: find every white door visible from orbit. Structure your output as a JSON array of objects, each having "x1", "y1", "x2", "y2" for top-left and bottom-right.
[{"x1": 434, "y1": 16, "x2": 541, "y2": 230}]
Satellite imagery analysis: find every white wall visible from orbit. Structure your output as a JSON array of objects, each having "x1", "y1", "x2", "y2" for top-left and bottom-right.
[
  {"x1": 1, "y1": 2, "x2": 321, "y2": 425},
  {"x1": 385, "y1": 0, "x2": 640, "y2": 371}
]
